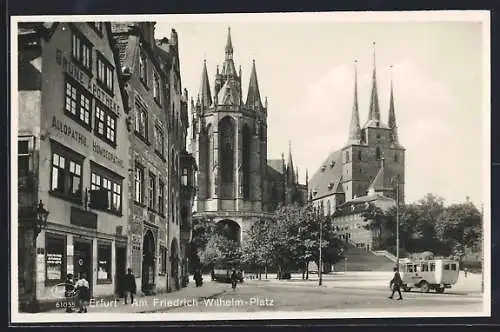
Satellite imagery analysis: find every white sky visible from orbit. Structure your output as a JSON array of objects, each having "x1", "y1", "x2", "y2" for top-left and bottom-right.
[{"x1": 153, "y1": 12, "x2": 488, "y2": 208}]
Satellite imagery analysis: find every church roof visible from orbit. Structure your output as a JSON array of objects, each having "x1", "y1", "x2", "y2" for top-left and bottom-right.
[
  {"x1": 268, "y1": 159, "x2": 284, "y2": 175},
  {"x1": 266, "y1": 164, "x2": 283, "y2": 181},
  {"x1": 368, "y1": 158, "x2": 394, "y2": 193},
  {"x1": 309, "y1": 150, "x2": 343, "y2": 200}
]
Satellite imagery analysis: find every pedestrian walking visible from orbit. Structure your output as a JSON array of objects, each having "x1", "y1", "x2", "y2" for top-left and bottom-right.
[
  {"x1": 194, "y1": 269, "x2": 203, "y2": 287},
  {"x1": 123, "y1": 268, "x2": 137, "y2": 304},
  {"x1": 230, "y1": 269, "x2": 238, "y2": 291},
  {"x1": 64, "y1": 273, "x2": 75, "y2": 313},
  {"x1": 464, "y1": 267, "x2": 468, "y2": 278},
  {"x1": 75, "y1": 273, "x2": 90, "y2": 313},
  {"x1": 389, "y1": 267, "x2": 403, "y2": 300}
]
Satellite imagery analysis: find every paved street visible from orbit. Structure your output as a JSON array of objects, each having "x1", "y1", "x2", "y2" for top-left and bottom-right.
[{"x1": 45, "y1": 272, "x2": 483, "y2": 315}]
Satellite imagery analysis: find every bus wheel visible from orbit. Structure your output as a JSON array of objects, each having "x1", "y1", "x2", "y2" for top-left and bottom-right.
[
  {"x1": 420, "y1": 281, "x2": 430, "y2": 293},
  {"x1": 436, "y1": 287, "x2": 445, "y2": 294}
]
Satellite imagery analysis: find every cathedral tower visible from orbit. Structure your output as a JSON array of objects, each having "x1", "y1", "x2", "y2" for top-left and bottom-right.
[
  {"x1": 341, "y1": 43, "x2": 405, "y2": 203},
  {"x1": 191, "y1": 28, "x2": 268, "y2": 244}
]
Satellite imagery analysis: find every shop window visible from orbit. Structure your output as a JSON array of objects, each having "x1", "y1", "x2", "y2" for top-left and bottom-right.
[
  {"x1": 94, "y1": 102, "x2": 117, "y2": 146},
  {"x1": 159, "y1": 246, "x2": 167, "y2": 275},
  {"x1": 134, "y1": 164, "x2": 145, "y2": 204},
  {"x1": 97, "y1": 243, "x2": 112, "y2": 283},
  {"x1": 65, "y1": 78, "x2": 92, "y2": 130},
  {"x1": 90, "y1": 163, "x2": 123, "y2": 215},
  {"x1": 50, "y1": 143, "x2": 84, "y2": 202},
  {"x1": 71, "y1": 29, "x2": 92, "y2": 72},
  {"x1": 96, "y1": 52, "x2": 114, "y2": 94},
  {"x1": 148, "y1": 172, "x2": 156, "y2": 211},
  {"x1": 158, "y1": 179, "x2": 165, "y2": 215},
  {"x1": 45, "y1": 234, "x2": 66, "y2": 283}
]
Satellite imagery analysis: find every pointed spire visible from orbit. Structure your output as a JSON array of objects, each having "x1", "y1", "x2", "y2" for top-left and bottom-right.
[
  {"x1": 367, "y1": 42, "x2": 381, "y2": 124},
  {"x1": 246, "y1": 59, "x2": 263, "y2": 109},
  {"x1": 287, "y1": 141, "x2": 295, "y2": 185},
  {"x1": 225, "y1": 27, "x2": 233, "y2": 57},
  {"x1": 348, "y1": 60, "x2": 361, "y2": 143},
  {"x1": 199, "y1": 59, "x2": 212, "y2": 108},
  {"x1": 388, "y1": 65, "x2": 399, "y2": 144}
]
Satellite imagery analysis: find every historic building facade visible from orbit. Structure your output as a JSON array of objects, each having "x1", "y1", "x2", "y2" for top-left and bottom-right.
[
  {"x1": 155, "y1": 31, "x2": 197, "y2": 291},
  {"x1": 111, "y1": 22, "x2": 170, "y2": 295},
  {"x1": 190, "y1": 28, "x2": 306, "y2": 245},
  {"x1": 309, "y1": 47, "x2": 406, "y2": 249},
  {"x1": 17, "y1": 22, "x2": 130, "y2": 309}
]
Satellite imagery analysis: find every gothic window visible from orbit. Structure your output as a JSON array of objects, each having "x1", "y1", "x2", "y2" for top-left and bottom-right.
[
  {"x1": 242, "y1": 124, "x2": 252, "y2": 199},
  {"x1": 358, "y1": 150, "x2": 362, "y2": 161},
  {"x1": 206, "y1": 125, "x2": 213, "y2": 198},
  {"x1": 219, "y1": 117, "x2": 235, "y2": 184},
  {"x1": 327, "y1": 200, "x2": 331, "y2": 216},
  {"x1": 376, "y1": 147, "x2": 381, "y2": 160}
]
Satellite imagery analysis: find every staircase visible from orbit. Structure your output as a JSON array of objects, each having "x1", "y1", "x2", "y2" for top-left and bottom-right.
[{"x1": 341, "y1": 244, "x2": 396, "y2": 272}]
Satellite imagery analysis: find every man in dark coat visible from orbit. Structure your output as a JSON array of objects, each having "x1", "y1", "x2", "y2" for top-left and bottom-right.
[
  {"x1": 123, "y1": 268, "x2": 137, "y2": 304},
  {"x1": 389, "y1": 267, "x2": 403, "y2": 300}
]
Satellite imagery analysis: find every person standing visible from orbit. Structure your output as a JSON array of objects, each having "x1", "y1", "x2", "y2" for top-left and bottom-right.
[
  {"x1": 123, "y1": 268, "x2": 137, "y2": 304},
  {"x1": 389, "y1": 267, "x2": 403, "y2": 300},
  {"x1": 75, "y1": 273, "x2": 90, "y2": 313},
  {"x1": 230, "y1": 269, "x2": 238, "y2": 291}
]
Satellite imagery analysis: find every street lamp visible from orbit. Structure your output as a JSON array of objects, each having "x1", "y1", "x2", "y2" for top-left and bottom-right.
[{"x1": 28, "y1": 200, "x2": 50, "y2": 312}]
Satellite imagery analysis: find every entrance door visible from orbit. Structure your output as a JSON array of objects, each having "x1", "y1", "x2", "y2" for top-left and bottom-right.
[
  {"x1": 142, "y1": 231, "x2": 155, "y2": 294},
  {"x1": 74, "y1": 241, "x2": 92, "y2": 297},
  {"x1": 115, "y1": 246, "x2": 126, "y2": 296}
]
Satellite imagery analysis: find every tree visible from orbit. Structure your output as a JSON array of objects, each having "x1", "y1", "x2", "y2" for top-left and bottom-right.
[{"x1": 361, "y1": 203, "x2": 393, "y2": 249}]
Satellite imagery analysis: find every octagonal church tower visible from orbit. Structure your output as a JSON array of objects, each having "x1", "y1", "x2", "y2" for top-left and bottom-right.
[{"x1": 190, "y1": 28, "x2": 269, "y2": 245}]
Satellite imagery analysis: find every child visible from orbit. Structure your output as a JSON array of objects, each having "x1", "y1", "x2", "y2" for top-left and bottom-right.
[{"x1": 75, "y1": 273, "x2": 90, "y2": 313}]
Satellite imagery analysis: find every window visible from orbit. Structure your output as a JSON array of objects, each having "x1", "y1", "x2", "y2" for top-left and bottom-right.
[
  {"x1": 72, "y1": 30, "x2": 92, "y2": 71},
  {"x1": 430, "y1": 263, "x2": 436, "y2": 272},
  {"x1": 451, "y1": 263, "x2": 457, "y2": 271},
  {"x1": 376, "y1": 147, "x2": 381, "y2": 160},
  {"x1": 95, "y1": 102, "x2": 117, "y2": 146},
  {"x1": 65, "y1": 79, "x2": 92, "y2": 129},
  {"x1": 406, "y1": 264, "x2": 414, "y2": 272},
  {"x1": 444, "y1": 264, "x2": 450, "y2": 270},
  {"x1": 422, "y1": 264, "x2": 429, "y2": 272},
  {"x1": 159, "y1": 246, "x2": 167, "y2": 275},
  {"x1": 90, "y1": 166, "x2": 123, "y2": 214},
  {"x1": 148, "y1": 172, "x2": 156, "y2": 210},
  {"x1": 97, "y1": 244, "x2": 112, "y2": 282},
  {"x1": 18, "y1": 140, "x2": 31, "y2": 192},
  {"x1": 158, "y1": 179, "x2": 165, "y2": 215},
  {"x1": 394, "y1": 153, "x2": 399, "y2": 163},
  {"x1": 139, "y1": 51, "x2": 147, "y2": 84},
  {"x1": 88, "y1": 22, "x2": 104, "y2": 36},
  {"x1": 153, "y1": 72, "x2": 161, "y2": 103},
  {"x1": 345, "y1": 151, "x2": 350, "y2": 163},
  {"x1": 135, "y1": 103, "x2": 148, "y2": 140},
  {"x1": 96, "y1": 53, "x2": 114, "y2": 93},
  {"x1": 135, "y1": 165, "x2": 144, "y2": 204},
  {"x1": 45, "y1": 234, "x2": 66, "y2": 282},
  {"x1": 50, "y1": 148, "x2": 83, "y2": 201},
  {"x1": 154, "y1": 125, "x2": 165, "y2": 157},
  {"x1": 358, "y1": 150, "x2": 362, "y2": 161}
]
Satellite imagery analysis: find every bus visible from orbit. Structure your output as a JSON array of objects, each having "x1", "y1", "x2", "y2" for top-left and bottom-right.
[{"x1": 399, "y1": 259, "x2": 460, "y2": 293}]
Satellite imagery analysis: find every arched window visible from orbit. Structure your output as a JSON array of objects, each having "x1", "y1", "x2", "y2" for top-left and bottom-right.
[
  {"x1": 358, "y1": 150, "x2": 362, "y2": 161},
  {"x1": 242, "y1": 124, "x2": 252, "y2": 199},
  {"x1": 376, "y1": 147, "x2": 381, "y2": 160},
  {"x1": 206, "y1": 124, "x2": 213, "y2": 197},
  {"x1": 219, "y1": 117, "x2": 235, "y2": 198}
]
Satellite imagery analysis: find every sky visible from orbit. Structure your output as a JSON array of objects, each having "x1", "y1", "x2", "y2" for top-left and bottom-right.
[{"x1": 153, "y1": 12, "x2": 488, "y2": 208}]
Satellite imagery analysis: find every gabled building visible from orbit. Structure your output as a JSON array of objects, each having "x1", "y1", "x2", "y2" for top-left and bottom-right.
[
  {"x1": 111, "y1": 22, "x2": 169, "y2": 295},
  {"x1": 309, "y1": 45, "x2": 405, "y2": 250},
  {"x1": 17, "y1": 22, "x2": 130, "y2": 310}
]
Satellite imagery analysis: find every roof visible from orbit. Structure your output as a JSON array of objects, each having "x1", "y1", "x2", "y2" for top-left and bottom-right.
[
  {"x1": 267, "y1": 159, "x2": 284, "y2": 175},
  {"x1": 309, "y1": 150, "x2": 343, "y2": 200},
  {"x1": 216, "y1": 79, "x2": 240, "y2": 106},
  {"x1": 266, "y1": 164, "x2": 283, "y2": 182}
]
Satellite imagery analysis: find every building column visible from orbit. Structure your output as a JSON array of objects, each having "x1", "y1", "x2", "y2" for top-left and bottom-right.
[
  {"x1": 92, "y1": 238, "x2": 98, "y2": 291},
  {"x1": 235, "y1": 117, "x2": 241, "y2": 208},
  {"x1": 111, "y1": 239, "x2": 116, "y2": 291},
  {"x1": 212, "y1": 120, "x2": 219, "y2": 199}
]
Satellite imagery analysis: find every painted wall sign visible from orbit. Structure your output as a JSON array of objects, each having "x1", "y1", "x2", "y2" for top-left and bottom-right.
[
  {"x1": 52, "y1": 116, "x2": 125, "y2": 168},
  {"x1": 56, "y1": 49, "x2": 121, "y2": 114}
]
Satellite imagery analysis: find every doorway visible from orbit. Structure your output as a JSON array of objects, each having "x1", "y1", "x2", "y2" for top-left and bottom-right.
[
  {"x1": 142, "y1": 230, "x2": 155, "y2": 294},
  {"x1": 74, "y1": 240, "x2": 93, "y2": 297},
  {"x1": 115, "y1": 246, "x2": 126, "y2": 297}
]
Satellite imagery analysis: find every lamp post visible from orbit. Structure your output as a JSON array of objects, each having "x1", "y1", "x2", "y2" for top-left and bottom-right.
[
  {"x1": 318, "y1": 209, "x2": 323, "y2": 286},
  {"x1": 28, "y1": 200, "x2": 50, "y2": 312}
]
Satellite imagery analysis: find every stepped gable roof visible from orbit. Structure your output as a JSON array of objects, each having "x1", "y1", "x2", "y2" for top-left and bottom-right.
[{"x1": 309, "y1": 150, "x2": 343, "y2": 199}]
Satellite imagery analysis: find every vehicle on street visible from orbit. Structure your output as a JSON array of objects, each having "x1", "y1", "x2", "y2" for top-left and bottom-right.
[{"x1": 399, "y1": 258, "x2": 460, "y2": 293}]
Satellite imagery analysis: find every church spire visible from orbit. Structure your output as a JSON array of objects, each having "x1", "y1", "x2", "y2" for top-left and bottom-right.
[
  {"x1": 348, "y1": 60, "x2": 361, "y2": 143},
  {"x1": 225, "y1": 27, "x2": 233, "y2": 58},
  {"x1": 199, "y1": 59, "x2": 212, "y2": 108},
  {"x1": 246, "y1": 59, "x2": 263, "y2": 109},
  {"x1": 287, "y1": 141, "x2": 295, "y2": 185},
  {"x1": 388, "y1": 65, "x2": 399, "y2": 145},
  {"x1": 367, "y1": 42, "x2": 381, "y2": 124},
  {"x1": 221, "y1": 27, "x2": 237, "y2": 77}
]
